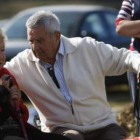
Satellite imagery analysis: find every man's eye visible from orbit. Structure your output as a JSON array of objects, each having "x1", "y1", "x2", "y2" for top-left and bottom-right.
[
  {"x1": 37, "y1": 40, "x2": 42, "y2": 43},
  {"x1": 29, "y1": 40, "x2": 33, "y2": 44},
  {"x1": 1, "y1": 49, "x2": 5, "y2": 52}
]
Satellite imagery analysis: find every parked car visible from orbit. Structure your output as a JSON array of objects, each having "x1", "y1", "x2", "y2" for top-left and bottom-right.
[{"x1": 3, "y1": 5, "x2": 131, "y2": 88}]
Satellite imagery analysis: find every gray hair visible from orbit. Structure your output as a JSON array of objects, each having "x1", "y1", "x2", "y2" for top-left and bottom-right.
[
  {"x1": 0, "y1": 28, "x2": 7, "y2": 41},
  {"x1": 26, "y1": 11, "x2": 60, "y2": 34}
]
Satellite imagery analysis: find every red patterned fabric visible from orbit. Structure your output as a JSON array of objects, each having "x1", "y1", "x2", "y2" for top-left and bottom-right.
[{"x1": 0, "y1": 67, "x2": 29, "y2": 122}]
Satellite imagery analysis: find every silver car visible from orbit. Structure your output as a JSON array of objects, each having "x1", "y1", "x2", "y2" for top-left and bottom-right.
[{"x1": 3, "y1": 5, "x2": 130, "y2": 61}]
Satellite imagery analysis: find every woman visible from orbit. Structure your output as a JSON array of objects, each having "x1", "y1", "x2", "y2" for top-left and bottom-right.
[{"x1": 0, "y1": 27, "x2": 29, "y2": 140}]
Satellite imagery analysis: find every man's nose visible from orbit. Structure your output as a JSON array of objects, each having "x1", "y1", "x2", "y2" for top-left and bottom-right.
[{"x1": 32, "y1": 42, "x2": 40, "y2": 51}]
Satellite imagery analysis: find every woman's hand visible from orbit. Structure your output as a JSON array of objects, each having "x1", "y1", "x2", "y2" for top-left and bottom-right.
[
  {"x1": 0, "y1": 74, "x2": 11, "y2": 90},
  {"x1": 0, "y1": 74, "x2": 21, "y2": 106},
  {"x1": 9, "y1": 85, "x2": 21, "y2": 106}
]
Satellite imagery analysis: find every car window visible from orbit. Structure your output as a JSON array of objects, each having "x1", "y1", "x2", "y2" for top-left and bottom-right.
[
  {"x1": 103, "y1": 12, "x2": 119, "y2": 37},
  {"x1": 4, "y1": 12, "x2": 83, "y2": 39},
  {"x1": 4, "y1": 14, "x2": 30, "y2": 39},
  {"x1": 80, "y1": 12, "x2": 109, "y2": 40},
  {"x1": 55, "y1": 12, "x2": 82, "y2": 37},
  {"x1": 103, "y1": 11, "x2": 131, "y2": 48}
]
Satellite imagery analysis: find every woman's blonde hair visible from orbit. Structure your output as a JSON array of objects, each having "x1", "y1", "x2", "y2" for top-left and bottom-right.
[{"x1": 0, "y1": 28, "x2": 7, "y2": 41}]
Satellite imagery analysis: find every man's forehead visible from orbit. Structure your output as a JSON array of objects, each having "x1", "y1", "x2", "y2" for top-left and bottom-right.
[
  {"x1": 28, "y1": 35, "x2": 43, "y2": 40},
  {"x1": 28, "y1": 30, "x2": 43, "y2": 39}
]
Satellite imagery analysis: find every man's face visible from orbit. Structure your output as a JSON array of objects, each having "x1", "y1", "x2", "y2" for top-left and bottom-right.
[
  {"x1": 27, "y1": 25, "x2": 60, "y2": 64},
  {"x1": 0, "y1": 39, "x2": 6, "y2": 70}
]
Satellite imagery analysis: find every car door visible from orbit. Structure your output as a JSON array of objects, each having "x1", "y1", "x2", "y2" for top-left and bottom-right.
[{"x1": 77, "y1": 11, "x2": 110, "y2": 42}]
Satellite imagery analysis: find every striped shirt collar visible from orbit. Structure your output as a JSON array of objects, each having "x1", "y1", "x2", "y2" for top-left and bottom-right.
[
  {"x1": 39, "y1": 39, "x2": 65, "y2": 67},
  {"x1": 58, "y1": 39, "x2": 65, "y2": 56}
]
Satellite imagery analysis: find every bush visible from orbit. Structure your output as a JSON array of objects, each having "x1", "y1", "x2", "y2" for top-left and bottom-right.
[{"x1": 117, "y1": 103, "x2": 137, "y2": 138}]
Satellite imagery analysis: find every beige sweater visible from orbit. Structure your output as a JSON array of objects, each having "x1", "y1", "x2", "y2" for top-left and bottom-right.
[{"x1": 5, "y1": 35, "x2": 140, "y2": 133}]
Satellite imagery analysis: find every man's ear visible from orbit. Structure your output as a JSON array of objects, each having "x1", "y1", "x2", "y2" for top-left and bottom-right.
[{"x1": 55, "y1": 31, "x2": 61, "y2": 42}]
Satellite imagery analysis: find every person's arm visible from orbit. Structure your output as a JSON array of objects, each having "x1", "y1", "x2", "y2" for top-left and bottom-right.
[
  {"x1": 116, "y1": 19, "x2": 140, "y2": 38},
  {"x1": 115, "y1": 0, "x2": 138, "y2": 37}
]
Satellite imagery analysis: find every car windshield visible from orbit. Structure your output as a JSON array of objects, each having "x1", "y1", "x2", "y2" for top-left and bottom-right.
[{"x1": 4, "y1": 11, "x2": 83, "y2": 39}]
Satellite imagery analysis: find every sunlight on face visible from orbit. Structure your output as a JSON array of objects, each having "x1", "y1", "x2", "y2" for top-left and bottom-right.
[
  {"x1": 27, "y1": 25, "x2": 60, "y2": 64},
  {"x1": 0, "y1": 38, "x2": 6, "y2": 70}
]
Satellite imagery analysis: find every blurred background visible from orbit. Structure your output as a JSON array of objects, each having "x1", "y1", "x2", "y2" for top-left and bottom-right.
[
  {"x1": 0, "y1": 0, "x2": 133, "y2": 125},
  {"x1": 0, "y1": 0, "x2": 124, "y2": 20}
]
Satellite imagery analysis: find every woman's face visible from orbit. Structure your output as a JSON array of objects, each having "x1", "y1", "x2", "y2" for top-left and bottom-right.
[{"x1": 0, "y1": 38, "x2": 6, "y2": 70}]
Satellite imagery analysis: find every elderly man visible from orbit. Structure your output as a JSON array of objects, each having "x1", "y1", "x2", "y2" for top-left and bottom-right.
[{"x1": 4, "y1": 10, "x2": 140, "y2": 140}]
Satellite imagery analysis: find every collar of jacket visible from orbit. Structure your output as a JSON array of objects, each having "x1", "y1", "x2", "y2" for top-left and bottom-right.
[{"x1": 26, "y1": 35, "x2": 79, "y2": 62}]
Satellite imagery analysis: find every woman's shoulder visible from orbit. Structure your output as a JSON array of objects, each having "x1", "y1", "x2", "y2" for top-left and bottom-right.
[{"x1": 0, "y1": 67, "x2": 10, "y2": 76}]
